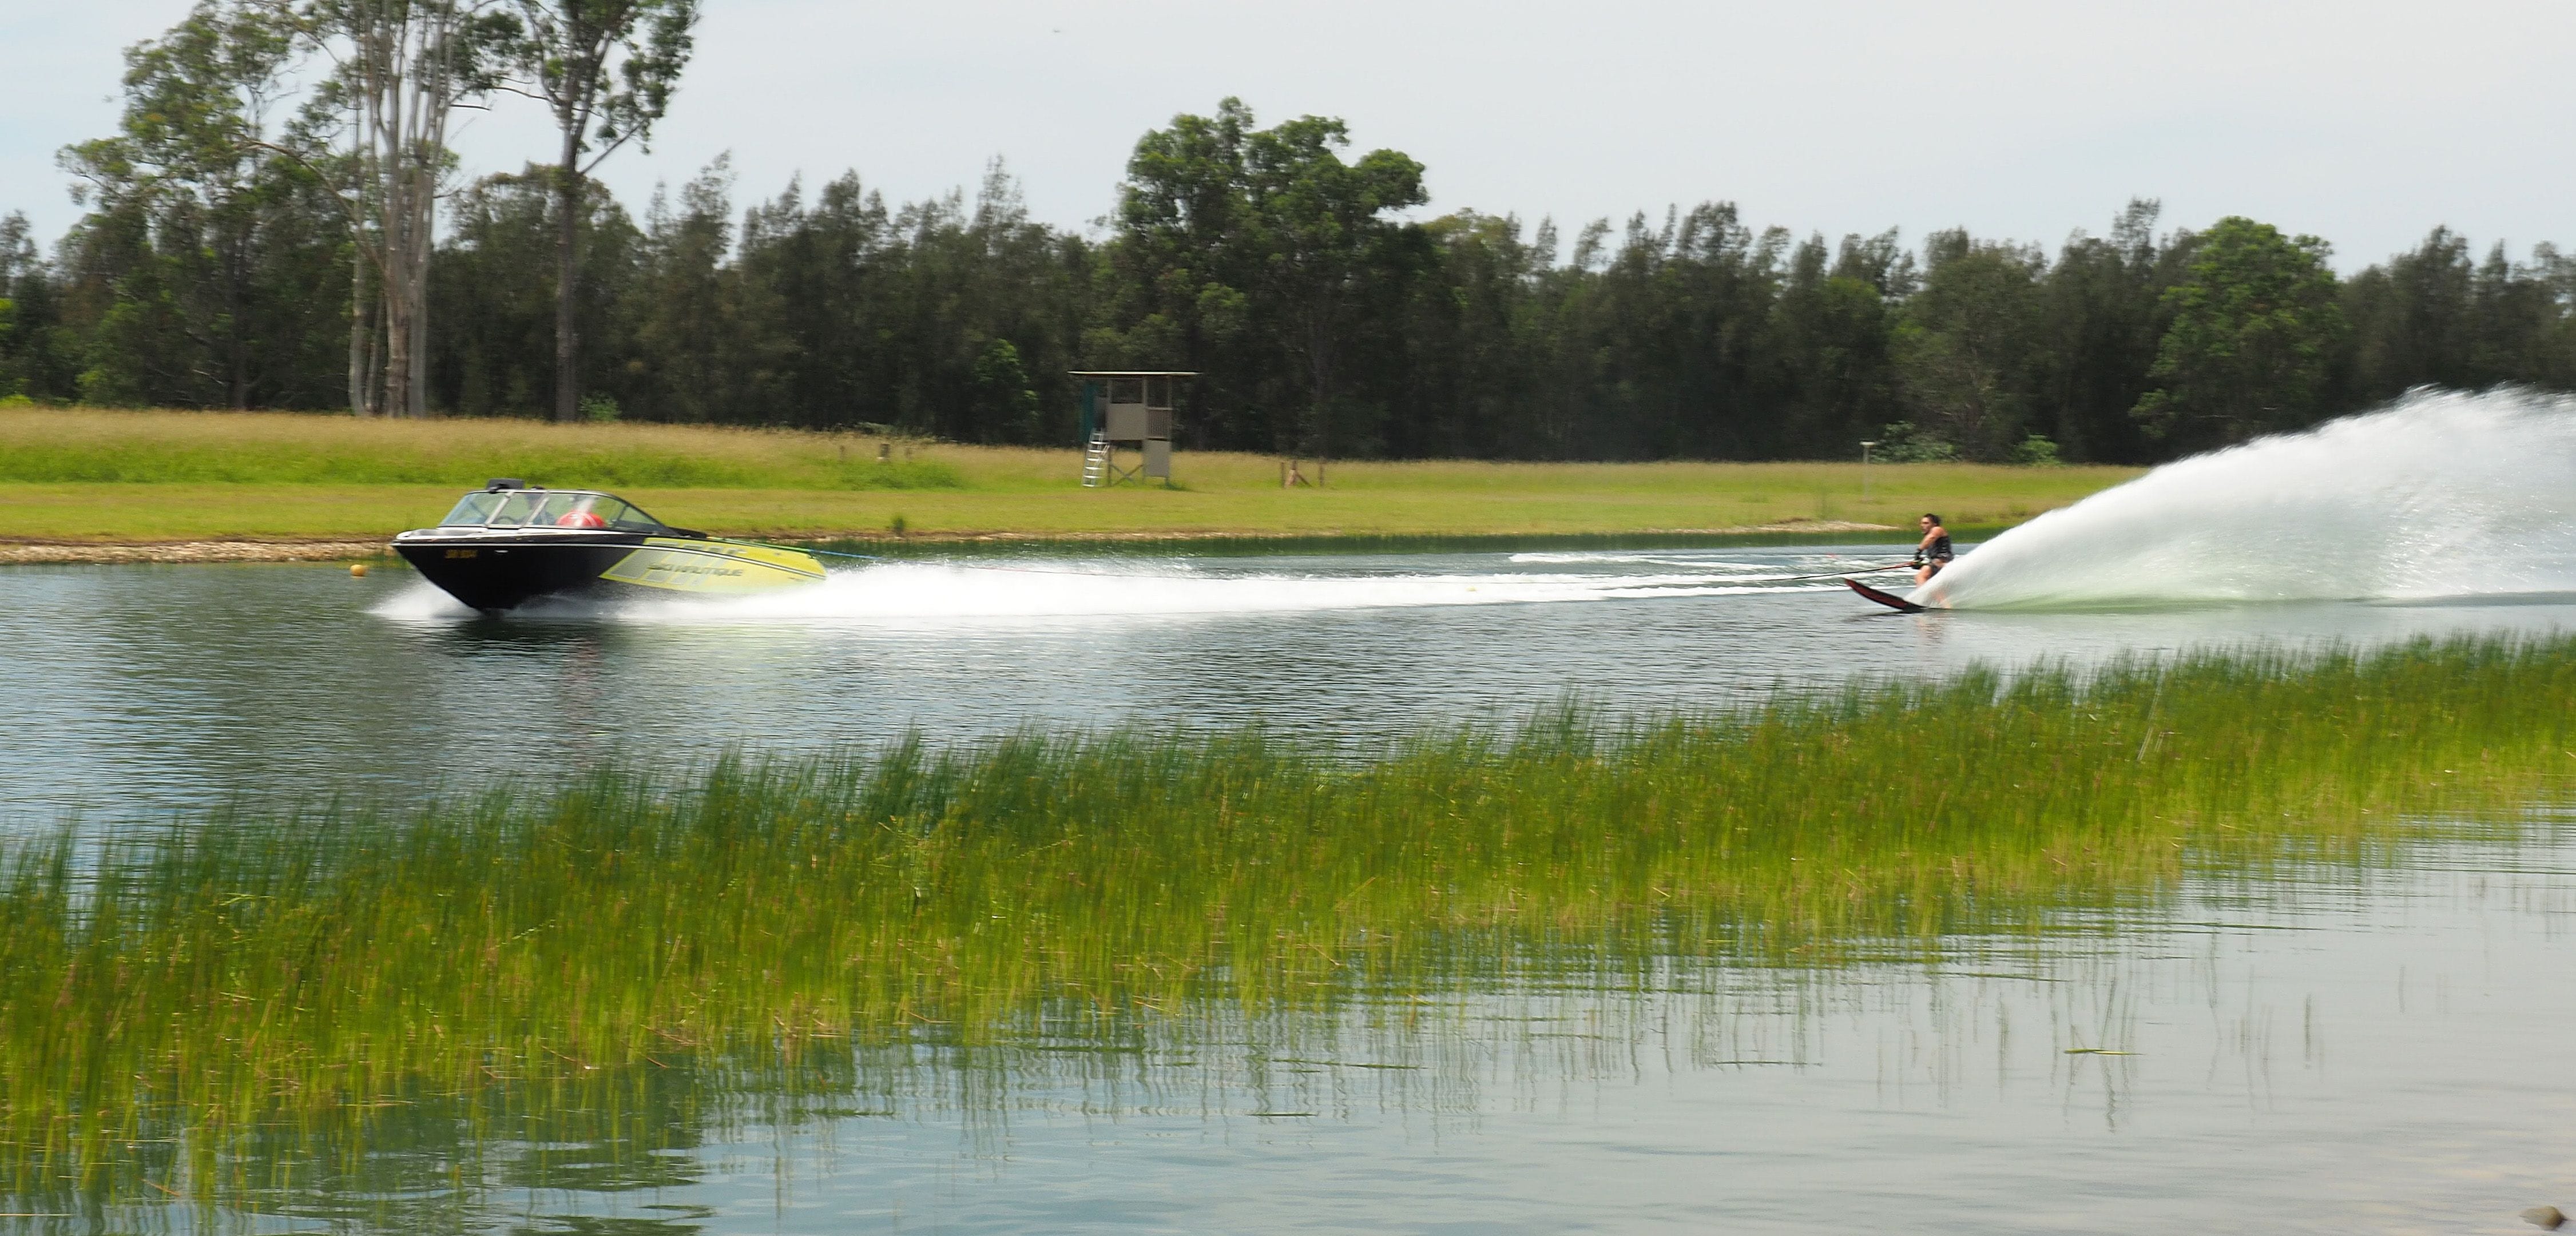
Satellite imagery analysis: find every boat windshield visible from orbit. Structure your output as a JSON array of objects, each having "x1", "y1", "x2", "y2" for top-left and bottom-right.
[{"x1": 436, "y1": 490, "x2": 666, "y2": 532}]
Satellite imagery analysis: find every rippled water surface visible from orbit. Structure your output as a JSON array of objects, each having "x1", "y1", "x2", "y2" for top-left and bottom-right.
[
  {"x1": 696, "y1": 835, "x2": 2571, "y2": 1235},
  {"x1": 7, "y1": 543, "x2": 2575, "y2": 820}
]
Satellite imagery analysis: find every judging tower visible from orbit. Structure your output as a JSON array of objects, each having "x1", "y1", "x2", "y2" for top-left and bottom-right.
[{"x1": 1072, "y1": 371, "x2": 1195, "y2": 487}]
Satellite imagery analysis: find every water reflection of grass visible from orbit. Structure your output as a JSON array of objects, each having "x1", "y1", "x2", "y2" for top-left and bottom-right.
[{"x1": 5, "y1": 636, "x2": 2573, "y2": 1209}]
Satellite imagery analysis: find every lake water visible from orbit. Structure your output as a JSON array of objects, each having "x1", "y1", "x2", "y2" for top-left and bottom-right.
[
  {"x1": 8, "y1": 542, "x2": 2575, "y2": 821},
  {"x1": 8, "y1": 544, "x2": 2576, "y2": 1234}
]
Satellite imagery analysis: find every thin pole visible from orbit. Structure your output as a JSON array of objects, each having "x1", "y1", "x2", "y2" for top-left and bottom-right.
[{"x1": 1859, "y1": 440, "x2": 1878, "y2": 502}]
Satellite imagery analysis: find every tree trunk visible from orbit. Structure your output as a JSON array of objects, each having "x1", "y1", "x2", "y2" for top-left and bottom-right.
[
  {"x1": 553, "y1": 124, "x2": 582, "y2": 422},
  {"x1": 228, "y1": 251, "x2": 249, "y2": 410},
  {"x1": 330, "y1": 0, "x2": 470, "y2": 420},
  {"x1": 407, "y1": 265, "x2": 428, "y2": 417},
  {"x1": 379, "y1": 157, "x2": 415, "y2": 418},
  {"x1": 348, "y1": 244, "x2": 371, "y2": 416},
  {"x1": 1305, "y1": 311, "x2": 1333, "y2": 464},
  {"x1": 382, "y1": 272, "x2": 413, "y2": 417},
  {"x1": 364, "y1": 298, "x2": 384, "y2": 416},
  {"x1": 382, "y1": 149, "x2": 430, "y2": 418},
  {"x1": 409, "y1": 179, "x2": 432, "y2": 417}
]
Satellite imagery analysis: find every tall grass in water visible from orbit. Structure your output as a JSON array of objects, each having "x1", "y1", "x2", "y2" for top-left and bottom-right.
[{"x1": 5, "y1": 636, "x2": 2574, "y2": 1206}]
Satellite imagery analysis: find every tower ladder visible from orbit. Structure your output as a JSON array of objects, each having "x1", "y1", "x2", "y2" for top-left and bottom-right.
[{"x1": 1080, "y1": 430, "x2": 1113, "y2": 488}]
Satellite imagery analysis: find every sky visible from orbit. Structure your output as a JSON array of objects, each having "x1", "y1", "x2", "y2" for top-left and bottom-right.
[{"x1": 7, "y1": 0, "x2": 2574, "y2": 270}]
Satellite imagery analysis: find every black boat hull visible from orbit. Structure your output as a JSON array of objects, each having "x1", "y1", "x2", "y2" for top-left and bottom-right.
[
  {"x1": 396, "y1": 537, "x2": 637, "y2": 611},
  {"x1": 392, "y1": 531, "x2": 827, "y2": 612}
]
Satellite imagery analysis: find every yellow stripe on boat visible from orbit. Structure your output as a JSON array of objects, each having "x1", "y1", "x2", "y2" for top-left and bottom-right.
[{"x1": 597, "y1": 538, "x2": 827, "y2": 594}]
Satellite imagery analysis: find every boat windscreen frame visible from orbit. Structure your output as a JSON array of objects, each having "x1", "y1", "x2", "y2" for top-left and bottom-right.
[{"x1": 436, "y1": 489, "x2": 670, "y2": 532}]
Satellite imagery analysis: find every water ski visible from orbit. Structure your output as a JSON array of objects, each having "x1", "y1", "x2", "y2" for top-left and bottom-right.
[{"x1": 1845, "y1": 577, "x2": 1924, "y2": 613}]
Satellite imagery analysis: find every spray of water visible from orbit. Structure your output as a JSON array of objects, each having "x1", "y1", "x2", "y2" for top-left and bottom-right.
[{"x1": 1916, "y1": 388, "x2": 2576, "y2": 610}]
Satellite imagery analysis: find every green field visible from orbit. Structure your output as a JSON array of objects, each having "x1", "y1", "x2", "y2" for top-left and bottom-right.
[
  {"x1": 7, "y1": 634, "x2": 2570, "y2": 1202},
  {"x1": 0, "y1": 408, "x2": 2138, "y2": 543}
]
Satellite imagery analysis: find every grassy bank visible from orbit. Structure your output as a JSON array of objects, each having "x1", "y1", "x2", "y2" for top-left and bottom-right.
[
  {"x1": 6, "y1": 635, "x2": 2574, "y2": 1197},
  {"x1": 0, "y1": 408, "x2": 2136, "y2": 543}
]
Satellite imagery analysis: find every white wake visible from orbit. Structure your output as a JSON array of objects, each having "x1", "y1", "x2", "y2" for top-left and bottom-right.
[{"x1": 370, "y1": 552, "x2": 1903, "y2": 626}]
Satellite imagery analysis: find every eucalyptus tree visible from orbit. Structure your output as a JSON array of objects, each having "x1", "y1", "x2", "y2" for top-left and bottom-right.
[
  {"x1": 54, "y1": 3, "x2": 352, "y2": 409},
  {"x1": 504, "y1": 0, "x2": 698, "y2": 422},
  {"x1": 1891, "y1": 230, "x2": 2046, "y2": 459},
  {"x1": 1115, "y1": 100, "x2": 1427, "y2": 456},
  {"x1": 264, "y1": 0, "x2": 513, "y2": 416},
  {"x1": 2337, "y1": 230, "x2": 2576, "y2": 406},
  {"x1": 1399, "y1": 210, "x2": 1546, "y2": 456},
  {"x1": 428, "y1": 166, "x2": 644, "y2": 417},
  {"x1": 2030, "y1": 200, "x2": 2178, "y2": 463},
  {"x1": 1764, "y1": 232, "x2": 1898, "y2": 459},
  {"x1": 1237, "y1": 112, "x2": 1426, "y2": 458},
  {"x1": 0, "y1": 214, "x2": 41, "y2": 399},
  {"x1": 2132, "y1": 216, "x2": 2345, "y2": 450},
  {"x1": 1110, "y1": 99, "x2": 1257, "y2": 440},
  {"x1": 2340, "y1": 226, "x2": 2476, "y2": 402},
  {"x1": 58, "y1": 3, "x2": 285, "y2": 407}
]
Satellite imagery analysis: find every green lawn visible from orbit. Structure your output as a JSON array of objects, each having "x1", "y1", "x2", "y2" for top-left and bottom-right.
[{"x1": 0, "y1": 407, "x2": 2139, "y2": 542}]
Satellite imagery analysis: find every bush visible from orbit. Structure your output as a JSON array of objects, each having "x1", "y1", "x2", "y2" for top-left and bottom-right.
[
  {"x1": 1874, "y1": 420, "x2": 1959, "y2": 462},
  {"x1": 2011, "y1": 434, "x2": 2061, "y2": 466}
]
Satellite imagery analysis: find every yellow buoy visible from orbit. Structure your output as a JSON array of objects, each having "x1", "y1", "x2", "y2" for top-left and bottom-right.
[{"x1": 350, "y1": 563, "x2": 369, "y2": 577}]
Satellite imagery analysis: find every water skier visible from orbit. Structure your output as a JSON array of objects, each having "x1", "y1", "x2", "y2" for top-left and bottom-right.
[{"x1": 1913, "y1": 513, "x2": 1954, "y2": 585}]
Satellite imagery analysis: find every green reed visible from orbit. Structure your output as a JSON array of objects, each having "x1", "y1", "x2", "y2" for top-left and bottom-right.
[{"x1": 5, "y1": 635, "x2": 2573, "y2": 1201}]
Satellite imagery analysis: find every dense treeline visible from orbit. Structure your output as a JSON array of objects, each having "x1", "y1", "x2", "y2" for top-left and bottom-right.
[{"x1": 5, "y1": 10, "x2": 2576, "y2": 462}]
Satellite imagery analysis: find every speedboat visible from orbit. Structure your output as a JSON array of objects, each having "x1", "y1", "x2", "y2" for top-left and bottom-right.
[{"x1": 391, "y1": 480, "x2": 827, "y2": 613}]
